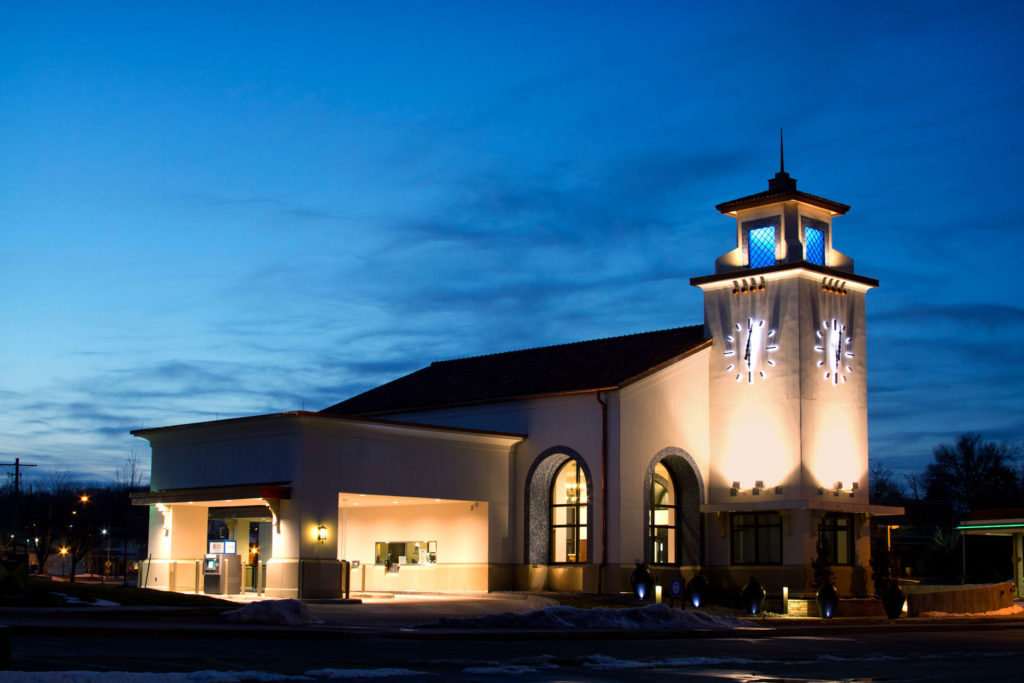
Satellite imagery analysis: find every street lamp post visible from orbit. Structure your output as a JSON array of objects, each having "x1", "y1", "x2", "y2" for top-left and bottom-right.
[{"x1": 101, "y1": 528, "x2": 110, "y2": 584}]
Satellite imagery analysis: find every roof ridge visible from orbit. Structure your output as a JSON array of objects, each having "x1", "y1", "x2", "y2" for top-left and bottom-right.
[{"x1": 431, "y1": 324, "x2": 703, "y2": 365}]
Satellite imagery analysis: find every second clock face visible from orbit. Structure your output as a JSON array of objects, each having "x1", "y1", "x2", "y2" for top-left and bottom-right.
[
  {"x1": 816, "y1": 318, "x2": 854, "y2": 385},
  {"x1": 724, "y1": 317, "x2": 778, "y2": 384}
]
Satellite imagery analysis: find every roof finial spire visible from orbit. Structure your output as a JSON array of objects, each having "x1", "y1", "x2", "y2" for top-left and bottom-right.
[
  {"x1": 767, "y1": 129, "x2": 796, "y2": 193},
  {"x1": 779, "y1": 128, "x2": 785, "y2": 174}
]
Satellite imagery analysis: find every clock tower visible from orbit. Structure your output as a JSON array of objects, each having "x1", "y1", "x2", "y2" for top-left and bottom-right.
[{"x1": 691, "y1": 154, "x2": 883, "y2": 594}]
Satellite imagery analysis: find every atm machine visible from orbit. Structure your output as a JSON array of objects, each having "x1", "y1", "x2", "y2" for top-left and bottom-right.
[{"x1": 203, "y1": 540, "x2": 242, "y2": 595}]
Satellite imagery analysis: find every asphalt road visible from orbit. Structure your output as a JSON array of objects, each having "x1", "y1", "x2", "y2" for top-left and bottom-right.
[
  {"x1": 9, "y1": 627, "x2": 1024, "y2": 681},
  {"x1": 3, "y1": 596, "x2": 1024, "y2": 681}
]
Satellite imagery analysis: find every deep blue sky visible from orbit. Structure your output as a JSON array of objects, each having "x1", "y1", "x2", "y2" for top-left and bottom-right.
[{"x1": 2, "y1": 2, "x2": 1022, "y2": 483}]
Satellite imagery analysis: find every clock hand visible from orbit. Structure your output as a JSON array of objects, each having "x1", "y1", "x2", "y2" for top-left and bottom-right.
[{"x1": 744, "y1": 325, "x2": 752, "y2": 366}]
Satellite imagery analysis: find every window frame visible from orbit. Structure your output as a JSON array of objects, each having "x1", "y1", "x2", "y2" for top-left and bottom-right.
[
  {"x1": 550, "y1": 460, "x2": 588, "y2": 564},
  {"x1": 802, "y1": 217, "x2": 828, "y2": 266},
  {"x1": 742, "y1": 217, "x2": 780, "y2": 269},
  {"x1": 818, "y1": 513, "x2": 854, "y2": 566},
  {"x1": 649, "y1": 463, "x2": 678, "y2": 565},
  {"x1": 730, "y1": 511, "x2": 783, "y2": 565}
]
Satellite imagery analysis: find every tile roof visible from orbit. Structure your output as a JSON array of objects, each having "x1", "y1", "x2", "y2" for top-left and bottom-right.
[
  {"x1": 323, "y1": 325, "x2": 708, "y2": 416},
  {"x1": 715, "y1": 188, "x2": 850, "y2": 216}
]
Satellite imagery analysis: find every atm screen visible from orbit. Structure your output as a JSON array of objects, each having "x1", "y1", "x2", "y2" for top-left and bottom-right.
[{"x1": 204, "y1": 557, "x2": 219, "y2": 571}]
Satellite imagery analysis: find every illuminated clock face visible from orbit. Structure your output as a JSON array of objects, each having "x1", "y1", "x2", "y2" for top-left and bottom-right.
[
  {"x1": 816, "y1": 318, "x2": 853, "y2": 385},
  {"x1": 724, "y1": 318, "x2": 778, "y2": 384}
]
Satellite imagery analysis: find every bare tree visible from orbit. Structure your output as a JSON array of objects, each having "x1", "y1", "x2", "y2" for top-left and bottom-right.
[
  {"x1": 115, "y1": 449, "x2": 147, "y2": 492},
  {"x1": 923, "y1": 433, "x2": 1021, "y2": 519},
  {"x1": 869, "y1": 460, "x2": 904, "y2": 501}
]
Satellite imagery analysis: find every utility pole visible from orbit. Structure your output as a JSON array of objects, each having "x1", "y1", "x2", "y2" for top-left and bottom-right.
[{"x1": 1, "y1": 457, "x2": 38, "y2": 556}]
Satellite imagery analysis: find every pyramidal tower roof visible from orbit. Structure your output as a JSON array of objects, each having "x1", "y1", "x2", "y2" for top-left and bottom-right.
[{"x1": 715, "y1": 131, "x2": 850, "y2": 216}]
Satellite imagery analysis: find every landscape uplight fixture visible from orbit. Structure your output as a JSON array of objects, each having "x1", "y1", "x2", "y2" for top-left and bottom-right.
[{"x1": 80, "y1": 494, "x2": 89, "y2": 503}]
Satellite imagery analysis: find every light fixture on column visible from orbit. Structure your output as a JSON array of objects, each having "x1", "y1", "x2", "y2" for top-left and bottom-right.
[{"x1": 316, "y1": 523, "x2": 328, "y2": 543}]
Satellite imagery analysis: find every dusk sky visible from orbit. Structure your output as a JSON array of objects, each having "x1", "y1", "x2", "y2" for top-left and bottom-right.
[{"x1": 2, "y1": 2, "x2": 1022, "y2": 483}]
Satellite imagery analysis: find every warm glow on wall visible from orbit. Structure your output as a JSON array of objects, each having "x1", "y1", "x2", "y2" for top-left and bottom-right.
[
  {"x1": 716, "y1": 404, "x2": 796, "y2": 491},
  {"x1": 804, "y1": 402, "x2": 865, "y2": 495}
]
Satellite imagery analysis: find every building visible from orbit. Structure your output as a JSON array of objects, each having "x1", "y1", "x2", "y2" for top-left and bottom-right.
[{"x1": 132, "y1": 162, "x2": 901, "y2": 599}]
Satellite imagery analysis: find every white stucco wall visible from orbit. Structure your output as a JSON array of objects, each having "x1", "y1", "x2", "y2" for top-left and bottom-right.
[
  {"x1": 615, "y1": 347, "x2": 710, "y2": 565},
  {"x1": 385, "y1": 393, "x2": 605, "y2": 565}
]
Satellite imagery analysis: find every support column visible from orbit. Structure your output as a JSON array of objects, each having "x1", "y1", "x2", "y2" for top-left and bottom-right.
[{"x1": 1014, "y1": 533, "x2": 1023, "y2": 599}]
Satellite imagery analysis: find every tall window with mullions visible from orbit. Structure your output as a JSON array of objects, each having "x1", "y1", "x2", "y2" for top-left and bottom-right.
[
  {"x1": 746, "y1": 224, "x2": 776, "y2": 268},
  {"x1": 804, "y1": 222, "x2": 826, "y2": 265},
  {"x1": 730, "y1": 512, "x2": 782, "y2": 565},
  {"x1": 649, "y1": 462, "x2": 677, "y2": 564},
  {"x1": 551, "y1": 460, "x2": 588, "y2": 563},
  {"x1": 818, "y1": 514, "x2": 853, "y2": 565}
]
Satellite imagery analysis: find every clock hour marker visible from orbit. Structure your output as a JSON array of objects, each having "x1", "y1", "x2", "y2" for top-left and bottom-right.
[{"x1": 726, "y1": 364, "x2": 734, "y2": 371}]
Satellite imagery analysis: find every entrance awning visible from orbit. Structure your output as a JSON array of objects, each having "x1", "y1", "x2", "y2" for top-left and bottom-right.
[
  {"x1": 958, "y1": 508, "x2": 1024, "y2": 536},
  {"x1": 130, "y1": 482, "x2": 291, "y2": 506}
]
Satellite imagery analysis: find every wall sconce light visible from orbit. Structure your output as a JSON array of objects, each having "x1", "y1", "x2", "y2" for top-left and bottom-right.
[
  {"x1": 730, "y1": 481, "x2": 740, "y2": 496},
  {"x1": 316, "y1": 523, "x2": 328, "y2": 544},
  {"x1": 752, "y1": 480, "x2": 765, "y2": 495},
  {"x1": 155, "y1": 503, "x2": 172, "y2": 537}
]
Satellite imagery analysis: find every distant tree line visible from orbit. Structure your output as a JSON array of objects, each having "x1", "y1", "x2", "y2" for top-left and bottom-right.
[
  {"x1": 0, "y1": 452, "x2": 149, "y2": 583},
  {"x1": 870, "y1": 433, "x2": 1022, "y2": 584}
]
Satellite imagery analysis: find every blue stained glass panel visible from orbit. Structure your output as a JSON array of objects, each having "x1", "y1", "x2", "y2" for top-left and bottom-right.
[
  {"x1": 748, "y1": 226, "x2": 775, "y2": 268},
  {"x1": 805, "y1": 226, "x2": 825, "y2": 265}
]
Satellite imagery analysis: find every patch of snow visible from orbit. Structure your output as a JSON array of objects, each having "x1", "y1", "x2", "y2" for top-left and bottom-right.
[
  {"x1": 305, "y1": 669, "x2": 433, "y2": 679},
  {"x1": 919, "y1": 604, "x2": 1024, "y2": 618},
  {"x1": 223, "y1": 599, "x2": 324, "y2": 625},
  {"x1": 582, "y1": 654, "x2": 777, "y2": 670},
  {"x1": 817, "y1": 654, "x2": 904, "y2": 662},
  {"x1": 50, "y1": 592, "x2": 121, "y2": 607},
  {"x1": 422, "y1": 603, "x2": 755, "y2": 630},
  {"x1": 461, "y1": 665, "x2": 545, "y2": 675}
]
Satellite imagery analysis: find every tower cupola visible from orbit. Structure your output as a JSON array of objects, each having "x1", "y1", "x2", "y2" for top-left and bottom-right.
[{"x1": 710, "y1": 135, "x2": 854, "y2": 276}]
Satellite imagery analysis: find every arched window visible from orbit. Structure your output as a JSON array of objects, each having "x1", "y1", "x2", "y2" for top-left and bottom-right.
[
  {"x1": 551, "y1": 460, "x2": 588, "y2": 563},
  {"x1": 650, "y1": 462, "x2": 677, "y2": 564}
]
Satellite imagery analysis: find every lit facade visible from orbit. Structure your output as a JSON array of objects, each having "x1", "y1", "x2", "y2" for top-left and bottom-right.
[{"x1": 133, "y1": 165, "x2": 900, "y2": 598}]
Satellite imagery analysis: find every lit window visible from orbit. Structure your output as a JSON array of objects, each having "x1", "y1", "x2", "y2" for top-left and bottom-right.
[
  {"x1": 649, "y1": 462, "x2": 677, "y2": 564},
  {"x1": 374, "y1": 540, "x2": 437, "y2": 566},
  {"x1": 805, "y1": 225, "x2": 825, "y2": 265},
  {"x1": 551, "y1": 460, "x2": 588, "y2": 563},
  {"x1": 818, "y1": 514, "x2": 853, "y2": 565},
  {"x1": 730, "y1": 512, "x2": 782, "y2": 565},
  {"x1": 748, "y1": 225, "x2": 776, "y2": 268}
]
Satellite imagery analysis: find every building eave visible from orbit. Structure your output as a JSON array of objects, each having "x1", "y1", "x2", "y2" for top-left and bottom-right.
[
  {"x1": 690, "y1": 261, "x2": 879, "y2": 289},
  {"x1": 715, "y1": 190, "x2": 850, "y2": 216}
]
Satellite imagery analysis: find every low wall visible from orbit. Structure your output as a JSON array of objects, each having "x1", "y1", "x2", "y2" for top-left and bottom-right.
[
  {"x1": 905, "y1": 583, "x2": 1015, "y2": 616},
  {"x1": 360, "y1": 563, "x2": 490, "y2": 592}
]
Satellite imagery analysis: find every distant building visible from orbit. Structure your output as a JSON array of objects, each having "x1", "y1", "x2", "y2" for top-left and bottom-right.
[{"x1": 133, "y1": 163, "x2": 901, "y2": 598}]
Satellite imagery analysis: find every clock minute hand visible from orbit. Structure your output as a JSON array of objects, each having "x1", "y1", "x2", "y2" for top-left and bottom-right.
[{"x1": 744, "y1": 322, "x2": 752, "y2": 366}]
